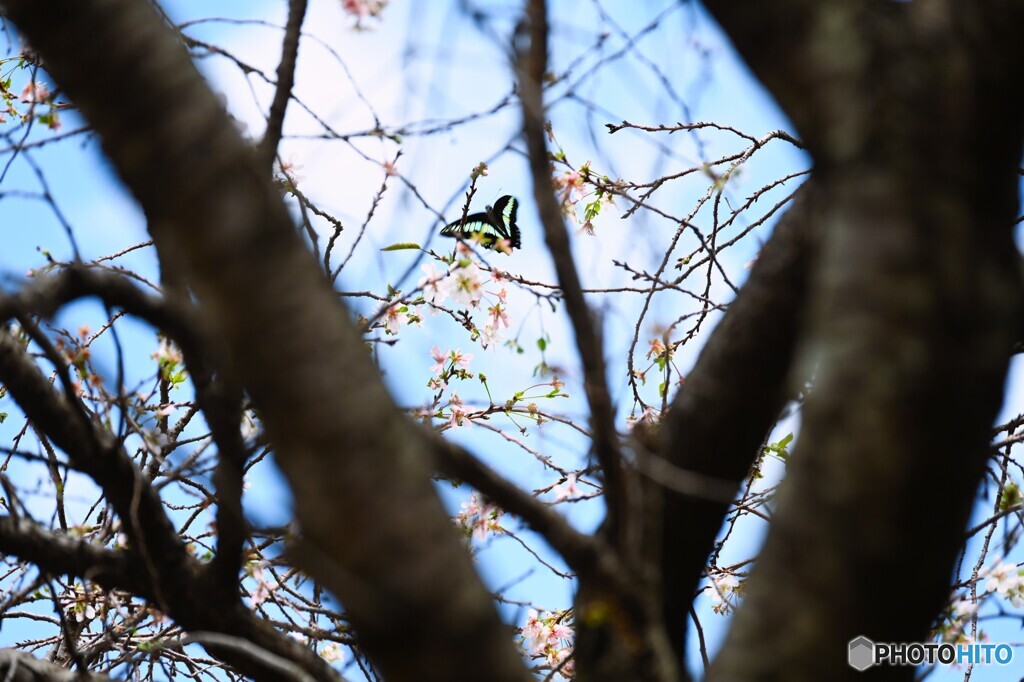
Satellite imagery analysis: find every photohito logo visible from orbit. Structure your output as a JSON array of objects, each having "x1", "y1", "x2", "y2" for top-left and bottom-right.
[{"x1": 848, "y1": 636, "x2": 1014, "y2": 671}]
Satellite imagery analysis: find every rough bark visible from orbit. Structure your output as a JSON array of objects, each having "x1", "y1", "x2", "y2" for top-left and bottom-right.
[{"x1": 700, "y1": 2, "x2": 1024, "y2": 679}]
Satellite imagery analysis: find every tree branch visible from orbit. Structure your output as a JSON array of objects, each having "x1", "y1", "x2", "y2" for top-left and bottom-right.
[
  {"x1": 518, "y1": 0, "x2": 628, "y2": 548},
  {"x1": 258, "y1": 0, "x2": 308, "y2": 172},
  {"x1": 0, "y1": 515, "x2": 151, "y2": 599},
  {"x1": 433, "y1": 437, "x2": 617, "y2": 580},
  {"x1": 0, "y1": 649, "x2": 113, "y2": 682}
]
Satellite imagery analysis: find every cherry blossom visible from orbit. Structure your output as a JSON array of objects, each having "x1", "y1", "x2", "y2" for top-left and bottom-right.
[
  {"x1": 982, "y1": 559, "x2": 1024, "y2": 606},
  {"x1": 488, "y1": 302, "x2": 510, "y2": 329},
  {"x1": 380, "y1": 302, "x2": 420, "y2": 335},
  {"x1": 320, "y1": 643, "x2": 345, "y2": 663},
  {"x1": 951, "y1": 596, "x2": 978, "y2": 623},
  {"x1": 710, "y1": 574, "x2": 742, "y2": 615},
  {"x1": 450, "y1": 348, "x2": 473, "y2": 370},
  {"x1": 553, "y1": 474, "x2": 581, "y2": 502},
  {"x1": 647, "y1": 338, "x2": 667, "y2": 360},
  {"x1": 456, "y1": 490, "x2": 502, "y2": 541},
  {"x1": 153, "y1": 337, "x2": 183, "y2": 366},
  {"x1": 553, "y1": 169, "x2": 585, "y2": 204},
  {"x1": 429, "y1": 346, "x2": 448, "y2": 375},
  {"x1": 418, "y1": 263, "x2": 448, "y2": 305},
  {"x1": 521, "y1": 609, "x2": 575, "y2": 679},
  {"x1": 18, "y1": 81, "x2": 50, "y2": 103},
  {"x1": 382, "y1": 304, "x2": 405, "y2": 335},
  {"x1": 447, "y1": 393, "x2": 471, "y2": 428},
  {"x1": 446, "y1": 263, "x2": 483, "y2": 307},
  {"x1": 480, "y1": 323, "x2": 502, "y2": 349},
  {"x1": 340, "y1": 0, "x2": 387, "y2": 19}
]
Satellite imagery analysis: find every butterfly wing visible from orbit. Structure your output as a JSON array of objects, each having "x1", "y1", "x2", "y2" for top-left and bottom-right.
[
  {"x1": 491, "y1": 195, "x2": 520, "y2": 249},
  {"x1": 439, "y1": 195, "x2": 520, "y2": 251},
  {"x1": 440, "y1": 211, "x2": 503, "y2": 248}
]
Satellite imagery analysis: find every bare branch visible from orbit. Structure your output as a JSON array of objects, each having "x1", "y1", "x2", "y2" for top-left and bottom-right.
[
  {"x1": 0, "y1": 648, "x2": 113, "y2": 682},
  {"x1": 259, "y1": 0, "x2": 308, "y2": 171},
  {"x1": 0, "y1": 515, "x2": 151, "y2": 599},
  {"x1": 518, "y1": 0, "x2": 627, "y2": 548}
]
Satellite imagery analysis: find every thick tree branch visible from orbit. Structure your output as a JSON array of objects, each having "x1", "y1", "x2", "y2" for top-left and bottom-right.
[
  {"x1": 258, "y1": 0, "x2": 307, "y2": 172},
  {"x1": 0, "y1": 649, "x2": 112, "y2": 682},
  {"x1": 658, "y1": 181, "x2": 819, "y2": 667},
  {"x1": 0, "y1": 515, "x2": 152, "y2": 599},
  {"x1": 0, "y1": 1, "x2": 530, "y2": 680},
  {"x1": 433, "y1": 437, "x2": 618, "y2": 580},
  {"x1": 518, "y1": 0, "x2": 628, "y2": 548},
  {"x1": 700, "y1": 3, "x2": 1024, "y2": 680},
  {"x1": 200, "y1": 379, "x2": 248, "y2": 594},
  {"x1": 0, "y1": 266, "x2": 203, "y2": 357}
]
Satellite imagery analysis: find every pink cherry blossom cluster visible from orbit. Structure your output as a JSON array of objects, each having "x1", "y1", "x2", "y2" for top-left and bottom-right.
[
  {"x1": 941, "y1": 594, "x2": 981, "y2": 645},
  {"x1": 521, "y1": 609, "x2": 575, "y2": 679},
  {"x1": 709, "y1": 574, "x2": 742, "y2": 616},
  {"x1": 419, "y1": 260, "x2": 510, "y2": 349},
  {"x1": 981, "y1": 559, "x2": 1024, "y2": 607},
  {"x1": 380, "y1": 301, "x2": 423, "y2": 335},
  {"x1": 455, "y1": 490, "x2": 503, "y2": 542},
  {"x1": 339, "y1": 0, "x2": 387, "y2": 27},
  {"x1": 552, "y1": 474, "x2": 581, "y2": 502},
  {"x1": 246, "y1": 561, "x2": 276, "y2": 609},
  {"x1": 18, "y1": 80, "x2": 50, "y2": 103}
]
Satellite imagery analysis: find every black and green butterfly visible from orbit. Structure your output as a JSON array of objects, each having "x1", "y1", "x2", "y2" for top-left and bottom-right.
[{"x1": 440, "y1": 195, "x2": 520, "y2": 252}]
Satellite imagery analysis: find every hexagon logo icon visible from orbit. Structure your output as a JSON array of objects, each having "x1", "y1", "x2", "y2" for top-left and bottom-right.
[{"x1": 848, "y1": 636, "x2": 875, "y2": 671}]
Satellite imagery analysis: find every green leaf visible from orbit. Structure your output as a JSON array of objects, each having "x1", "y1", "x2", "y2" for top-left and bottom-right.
[
  {"x1": 999, "y1": 482, "x2": 1021, "y2": 512},
  {"x1": 380, "y1": 242, "x2": 421, "y2": 251},
  {"x1": 537, "y1": 337, "x2": 547, "y2": 351}
]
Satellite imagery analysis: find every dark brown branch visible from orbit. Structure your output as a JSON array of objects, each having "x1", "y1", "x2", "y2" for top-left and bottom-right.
[
  {"x1": 0, "y1": 266, "x2": 203, "y2": 360},
  {"x1": 657, "y1": 181, "x2": 820, "y2": 666},
  {"x1": 200, "y1": 379, "x2": 248, "y2": 594},
  {"x1": 0, "y1": 649, "x2": 113, "y2": 682},
  {"x1": 0, "y1": 276, "x2": 342, "y2": 680},
  {"x1": 259, "y1": 0, "x2": 308, "y2": 171},
  {"x1": 0, "y1": 515, "x2": 152, "y2": 599},
  {"x1": 432, "y1": 437, "x2": 615, "y2": 580},
  {"x1": 518, "y1": 0, "x2": 627, "y2": 548}
]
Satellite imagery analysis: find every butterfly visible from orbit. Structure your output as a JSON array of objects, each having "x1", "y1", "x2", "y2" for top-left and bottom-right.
[{"x1": 440, "y1": 195, "x2": 520, "y2": 252}]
